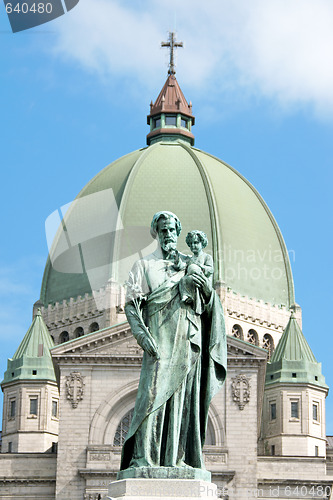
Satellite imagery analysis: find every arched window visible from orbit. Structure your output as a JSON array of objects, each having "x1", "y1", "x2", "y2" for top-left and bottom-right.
[
  {"x1": 205, "y1": 418, "x2": 216, "y2": 446},
  {"x1": 59, "y1": 331, "x2": 69, "y2": 343},
  {"x1": 232, "y1": 324, "x2": 243, "y2": 340},
  {"x1": 114, "y1": 408, "x2": 134, "y2": 446},
  {"x1": 263, "y1": 334, "x2": 274, "y2": 360},
  {"x1": 113, "y1": 409, "x2": 217, "y2": 448},
  {"x1": 247, "y1": 329, "x2": 259, "y2": 346},
  {"x1": 74, "y1": 327, "x2": 84, "y2": 338},
  {"x1": 89, "y1": 322, "x2": 99, "y2": 333}
]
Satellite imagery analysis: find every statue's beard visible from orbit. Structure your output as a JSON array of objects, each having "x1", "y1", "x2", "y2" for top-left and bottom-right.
[
  {"x1": 161, "y1": 241, "x2": 177, "y2": 253},
  {"x1": 165, "y1": 241, "x2": 176, "y2": 250}
]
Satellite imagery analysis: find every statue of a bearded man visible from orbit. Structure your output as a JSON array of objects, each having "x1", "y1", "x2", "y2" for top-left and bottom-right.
[{"x1": 120, "y1": 211, "x2": 227, "y2": 480}]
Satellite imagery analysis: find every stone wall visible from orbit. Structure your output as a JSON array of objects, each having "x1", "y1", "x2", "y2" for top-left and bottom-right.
[
  {"x1": 1, "y1": 380, "x2": 59, "y2": 454},
  {"x1": 52, "y1": 326, "x2": 267, "y2": 500},
  {"x1": 262, "y1": 385, "x2": 328, "y2": 457},
  {"x1": 221, "y1": 354, "x2": 265, "y2": 499},
  {"x1": 0, "y1": 453, "x2": 56, "y2": 499}
]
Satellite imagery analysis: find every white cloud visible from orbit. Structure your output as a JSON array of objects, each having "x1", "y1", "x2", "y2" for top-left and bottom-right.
[
  {"x1": 229, "y1": 0, "x2": 333, "y2": 112},
  {"x1": 53, "y1": 0, "x2": 333, "y2": 116},
  {"x1": 53, "y1": 1, "x2": 164, "y2": 82}
]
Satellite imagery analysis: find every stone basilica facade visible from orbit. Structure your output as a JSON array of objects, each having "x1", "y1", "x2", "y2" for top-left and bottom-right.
[{"x1": 1, "y1": 53, "x2": 333, "y2": 499}]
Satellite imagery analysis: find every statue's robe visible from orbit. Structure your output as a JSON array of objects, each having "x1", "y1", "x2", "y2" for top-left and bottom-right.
[{"x1": 120, "y1": 248, "x2": 227, "y2": 471}]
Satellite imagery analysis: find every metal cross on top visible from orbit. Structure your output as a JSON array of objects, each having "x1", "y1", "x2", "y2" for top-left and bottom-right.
[{"x1": 161, "y1": 32, "x2": 183, "y2": 75}]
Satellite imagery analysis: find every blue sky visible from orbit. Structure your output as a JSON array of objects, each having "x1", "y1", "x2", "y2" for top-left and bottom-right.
[{"x1": 1, "y1": 0, "x2": 333, "y2": 433}]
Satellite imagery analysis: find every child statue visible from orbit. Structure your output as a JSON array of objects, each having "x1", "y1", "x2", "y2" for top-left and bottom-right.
[
  {"x1": 180, "y1": 230, "x2": 214, "y2": 314},
  {"x1": 186, "y1": 230, "x2": 214, "y2": 281}
]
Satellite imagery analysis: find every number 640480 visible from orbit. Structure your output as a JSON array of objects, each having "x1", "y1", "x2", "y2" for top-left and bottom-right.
[{"x1": 5, "y1": 3, "x2": 53, "y2": 14}]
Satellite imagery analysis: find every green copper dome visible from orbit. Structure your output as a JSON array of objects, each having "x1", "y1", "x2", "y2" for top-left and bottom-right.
[
  {"x1": 40, "y1": 139, "x2": 294, "y2": 308},
  {"x1": 1, "y1": 310, "x2": 56, "y2": 384}
]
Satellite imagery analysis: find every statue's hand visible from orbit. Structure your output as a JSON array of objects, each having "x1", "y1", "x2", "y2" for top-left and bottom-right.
[
  {"x1": 191, "y1": 272, "x2": 212, "y2": 300},
  {"x1": 137, "y1": 334, "x2": 160, "y2": 359},
  {"x1": 167, "y1": 249, "x2": 186, "y2": 271}
]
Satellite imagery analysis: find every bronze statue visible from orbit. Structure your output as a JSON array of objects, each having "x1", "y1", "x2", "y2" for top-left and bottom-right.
[{"x1": 120, "y1": 211, "x2": 227, "y2": 480}]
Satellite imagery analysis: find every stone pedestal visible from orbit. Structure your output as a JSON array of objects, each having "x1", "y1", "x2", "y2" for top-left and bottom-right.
[
  {"x1": 117, "y1": 467, "x2": 211, "y2": 482},
  {"x1": 108, "y1": 478, "x2": 218, "y2": 500}
]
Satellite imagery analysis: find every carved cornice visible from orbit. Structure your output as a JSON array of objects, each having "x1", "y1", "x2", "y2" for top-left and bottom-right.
[
  {"x1": 211, "y1": 471, "x2": 235, "y2": 482},
  {"x1": 51, "y1": 322, "x2": 132, "y2": 356},
  {"x1": 227, "y1": 338, "x2": 268, "y2": 366},
  {"x1": 78, "y1": 468, "x2": 235, "y2": 482},
  {"x1": 51, "y1": 322, "x2": 268, "y2": 367},
  {"x1": 0, "y1": 477, "x2": 55, "y2": 484},
  {"x1": 227, "y1": 310, "x2": 284, "y2": 331},
  {"x1": 79, "y1": 469, "x2": 117, "y2": 478},
  {"x1": 258, "y1": 479, "x2": 332, "y2": 487},
  {"x1": 227, "y1": 357, "x2": 266, "y2": 367},
  {"x1": 53, "y1": 355, "x2": 143, "y2": 366}
]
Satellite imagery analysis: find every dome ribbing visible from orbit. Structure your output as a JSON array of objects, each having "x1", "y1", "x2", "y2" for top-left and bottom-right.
[
  {"x1": 40, "y1": 67, "x2": 295, "y2": 310},
  {"x1": 40, "y1": 140, "x2": 294, "y2": 309}
]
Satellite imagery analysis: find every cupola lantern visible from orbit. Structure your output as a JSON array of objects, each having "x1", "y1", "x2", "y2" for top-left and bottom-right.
[{"x1": 147, "y1": 32, "x2": 195, "y2": 146}]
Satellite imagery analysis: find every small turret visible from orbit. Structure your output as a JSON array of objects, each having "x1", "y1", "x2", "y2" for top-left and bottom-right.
[
  {"x1": 1, "y1": 310, "x2": 59, "y2": 453},
  {"x1": 266, "y1": 310, "x2": 327, "y2": 388},
  {"x1": 261, "y1": 311, "x2": 328, "y2": 457}
]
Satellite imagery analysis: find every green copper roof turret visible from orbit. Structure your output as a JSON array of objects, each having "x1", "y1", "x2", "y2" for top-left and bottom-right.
[
  {"x1": 1, "y1": 309, "x2": 56, "y2": 385},
  {"x1": 266, "y1": 311, "x2": 327, "y2": 389}
]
